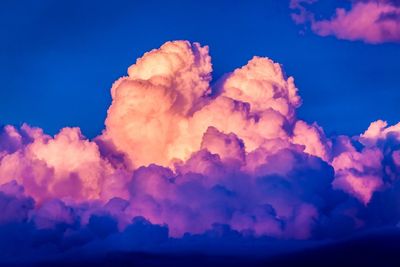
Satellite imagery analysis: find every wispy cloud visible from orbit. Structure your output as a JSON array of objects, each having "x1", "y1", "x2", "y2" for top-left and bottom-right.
[{"x1": 290, "y1": 0, "x2": 400, "y2": 44}]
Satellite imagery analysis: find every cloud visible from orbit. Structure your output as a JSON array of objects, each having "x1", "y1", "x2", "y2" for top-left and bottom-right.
[
  {"x1": 290, "y1": 0, "x2": 400, "y2": 44},
  {"x1": 0, "y1": 40, "x2": 399, "y2": 263}
]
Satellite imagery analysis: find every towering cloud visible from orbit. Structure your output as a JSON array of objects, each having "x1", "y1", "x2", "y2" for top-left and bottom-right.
[
  {"x1": 0, "y1": 41, "x2": 399, "y2": 263},
  {"x1": 290, "y1": 0, "x2": 400, "y2": 44},
  {"x1": 103, "y1": 41, "x2": 212, "y2": 168}
]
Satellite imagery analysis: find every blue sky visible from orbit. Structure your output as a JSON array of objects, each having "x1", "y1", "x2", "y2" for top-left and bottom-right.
[{"x1": 1, "y1": 0, "x2": 399, "y2": 137}]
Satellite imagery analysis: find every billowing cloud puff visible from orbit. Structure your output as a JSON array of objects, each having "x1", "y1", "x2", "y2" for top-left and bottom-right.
[
  {"x1": 220, "y1": 56, "x2": 301, "y2": 117},
  {"x1": 331, "y1": 119, "x2": 400, "y2": 204},
  {"x1": 103, "y1": 41, "x2": 212, "y2": 168},
  {"x1": 0, "y1": 40, "x2": 399, "y2": 263},
  {"x1": 290, "y1": 0, "x2": 400, "y2": 44},
  {"x1": 0, "y1": 126, "x2": 127, "y2": 203},
  {"x1": 332, "y1": 146, "x2": 384, "y2": 204}
]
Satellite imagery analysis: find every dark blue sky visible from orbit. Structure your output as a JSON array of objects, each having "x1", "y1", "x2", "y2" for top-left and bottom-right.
[{"x1": 1, "y1": 0, "x2": 399, "y2": 138}]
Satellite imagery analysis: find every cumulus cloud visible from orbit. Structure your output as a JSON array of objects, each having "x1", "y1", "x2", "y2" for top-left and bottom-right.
[
  {"x1": 290, "y1": 0, "x2": 400, "y2": 44},
  {"x1": 0, "y1": 40, "x2": 399, "y2": 263}
]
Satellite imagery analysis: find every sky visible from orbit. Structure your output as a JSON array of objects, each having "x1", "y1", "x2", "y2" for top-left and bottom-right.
[
  {"x1": 1, "y1": 1, "x2": 400, "y2": 266},
  {"x1": 1, "y1": 0, "x2": 399, "y2": 137}
]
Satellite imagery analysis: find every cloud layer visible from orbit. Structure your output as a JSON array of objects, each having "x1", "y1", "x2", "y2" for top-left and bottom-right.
[
  {"x1": 0, "y1": 40, "x2": 399, "y2": 263},
  {"x1": 290, "y1": 0, "x2": 400, "y2": 44}
]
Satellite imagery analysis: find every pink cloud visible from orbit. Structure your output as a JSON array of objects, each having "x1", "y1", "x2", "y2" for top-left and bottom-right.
[{"x1": 290, "y1": 0, "x2": 400, "y2": 44}]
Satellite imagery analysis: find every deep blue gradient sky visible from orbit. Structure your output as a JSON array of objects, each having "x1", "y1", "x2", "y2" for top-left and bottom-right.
[{"x1": 1, "y1": 0, "x2": 399, "y2": 138}]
